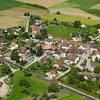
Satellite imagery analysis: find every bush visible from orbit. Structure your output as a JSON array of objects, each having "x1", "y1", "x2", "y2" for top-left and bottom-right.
[{"x1": 48, "y1": 84, "x2": 59, "y2": 93}]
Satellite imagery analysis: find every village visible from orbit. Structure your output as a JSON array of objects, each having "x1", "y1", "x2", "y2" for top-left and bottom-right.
[{"x1": 0, "y1": 15, "x2": 100, "y2": 99}]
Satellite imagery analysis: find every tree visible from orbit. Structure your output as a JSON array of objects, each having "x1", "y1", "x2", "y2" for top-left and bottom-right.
[
  {"x1": 94, "y1": 66, "x2": 100, "y2": 74},
  {"x1": 1, "y1": 65, "x2": 12, "y2": 76},
  {"x1": 19, "y1": 79, "x2": 31, "y2": 88},
  {"x1": 74, "y1": 20, "x2": 81, "y2": 28},
  {"x1": 11, "y1": 49, "x2": 20, "y2": 63},
  {"x1": 56, "y1": 11, "x2": 61, "y2": 15},
  {"x1": 49, "y1": 94, "x2": 57, "y2": 99},
  {"x1": 48, "y1": 83, "x2": 60, "y2": 93},
  {"x1": 36, "y1": 45, "x2": 43, "y2": 56}
]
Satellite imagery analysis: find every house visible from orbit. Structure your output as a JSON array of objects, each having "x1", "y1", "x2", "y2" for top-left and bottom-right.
[
  {"x1": 48, "y1": 35, "x2": 53, "y2": 39},
  {"x1": 78, "y1": 71, "x2": 100, "y2": 81},
  {"x1": 0, "y1": 55, "x2": 4, "y2": 64},
  {"x1": 0, "y1": 37, "x2": 5, "y2": 45},
  {"x1": 72, "y1": 32, "x2": 79, "y2": 38},
  {"x1": 42, "y1": 44, "x2": 57, "y2": 51},
  {"x1": 40, "y1": 56, "x2": 50, "y2": 63},
  {"x1": 60, "y1": 40, "x2": 70, "y2": 50},
  {"x1": 10, "y1": 42, "x2": 18, "y2": 50},
  {"x1": 19, "y1": 47, "x2": 27, "y2": 54},
  {"x1": 44, "y1": 38, "x2": 54, "y2": 45},
  {"x1": 46, "y1": 70, "x2": 57, "y2": 79},
  {"x1": 32, "y1": 26, "x2": 41, "y2": 36},
  {"x1": 91, "y1": 52, "x2": 100, "y2": 62},
  {"x1": 81, "y1": 24, "x2": 87, "y2": 28},
  {"x1": 53, "y1": 59, "x2": 63, "y2": 69},
  {"x1": 21, "y1": 50, "x2": 33, "y2": 62}
]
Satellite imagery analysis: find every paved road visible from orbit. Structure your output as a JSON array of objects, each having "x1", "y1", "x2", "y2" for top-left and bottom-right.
[
  {"x1": 76, "y1": 44, "x2": 94, "y2": 72},
  {"x1": 24, "y1": 53, "x2": 47, "y2": 69},
  {"x1": 59, "y1": 83, "x2": 99, "y2": 100},
  {"x1": 55, "y1": 67, "x2": 71, "y2": 79}
]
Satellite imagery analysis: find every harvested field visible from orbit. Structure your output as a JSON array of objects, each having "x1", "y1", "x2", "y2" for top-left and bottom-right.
[
  {"x1": 50, "y1": 8, "x2": 100, "y2": 20},
  {"x1": 17, "y1": 0, "x2": 65, "y2": 7},
  {"x1": 0, "y1": 7, "x2": 48, "y2": 17},
  {"x1": 91, "y1": 4, "x2": 100, "y2": 10},
  {"x1": 0, "y1": 16, "x2": 25, "y2": 28},
  {"x1": 0, "y1": 7, "x2": 48, "y2": 28}
]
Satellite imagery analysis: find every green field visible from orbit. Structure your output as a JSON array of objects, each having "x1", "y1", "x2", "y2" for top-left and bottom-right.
[
  {"x1": 51, "y1": 0, "x2": 100, "y2": 17},
  {"x1": 7, "y1": 71, "x2": 84, "y2": 100},
  {"x1": 42, "y1": 14, "x2": 100, "y2": 25},
  {"x1": 7, "y1": 71, "x2": 48, "y2": 100},
  {"x1": 47, "y1": 24, "x2": 81, "y2": 40},
  {"x1": 0, "y1": 0, "x2": 48, "y2": 10}
]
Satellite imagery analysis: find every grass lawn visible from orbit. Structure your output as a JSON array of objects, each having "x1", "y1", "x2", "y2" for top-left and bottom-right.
[
  {"x1": 7, "y1": 71, "x2": 84, "y2": 100},
  {"x1": 47, "y1": 24, "x2": 80, "y2": 40},
  {"x1": 42, "y1": 14, "x2": 100, "y2": 25}
]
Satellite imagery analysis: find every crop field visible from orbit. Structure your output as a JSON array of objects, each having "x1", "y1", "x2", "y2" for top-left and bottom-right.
[
  {"x1": 17, "y1": 0, "x2": 66, "y2": 7},
  {"x1": 50, "y1": 0, "x2": 100, "y2": 17},
  {"x1": 0, "y1": 0, "x2": 49, "y2": 28}
]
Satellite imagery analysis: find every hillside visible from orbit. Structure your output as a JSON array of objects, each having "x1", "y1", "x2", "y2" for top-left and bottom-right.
[
  {"x1": 51, "y1": 0, "x2": 100, "y2": 17},
  {"x1": 0, "y1": 0, "x2": 49, "y2": 28}
]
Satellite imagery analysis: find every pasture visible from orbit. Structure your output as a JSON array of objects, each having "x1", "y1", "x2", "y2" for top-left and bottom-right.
[
  {"x1": 7, "y1": 71, "x2": 84, "y2": 100},
  {"x1": 42, "y1": 14, "x2": 100, "y2": 25}
]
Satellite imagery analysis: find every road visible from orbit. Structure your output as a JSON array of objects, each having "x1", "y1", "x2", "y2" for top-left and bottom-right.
[
  {"x1": 59, "y1": 83, "x2": 99, "y2": 100},
  {"x1": 76, "y1": 43, "x2": 94, "y2": 72},
  {"x1": 24, "y1": 53, "x2": 47, "y2": 69},
  {"x1": 55, "y1": 67, "x2": 71, "y2": 79},
  {"x1": 25, "y1": 17, "x2": 30, "y2": 33}
]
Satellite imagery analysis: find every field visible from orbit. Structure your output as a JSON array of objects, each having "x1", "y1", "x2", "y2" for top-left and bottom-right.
[
  {"x1": 7, "y1": 71, "x2": 84, "y2": 100},
  {"x1": 42, "y1": 14, "x2": 100, "y2": 25},
  {"x1": 0, "y1": 0, "x2": 100, "y2": 27},
  {"x1": 47, "y1": 24, "x2": 81, "y2": 40},
  {"x1": 51, "y1": 0, "x2": 100, "y2": 17},
  {"x1": 0, "y1": 0, "x2": 49, "y2": 28},
  {"x1": 17, "y1": 0, "x2": 66, "y2": 7}
]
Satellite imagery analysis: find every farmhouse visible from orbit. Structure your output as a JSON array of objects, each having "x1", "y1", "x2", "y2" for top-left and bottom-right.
[
  {"x1": 42, "y1": 44, "x2": 57, "y2": 51},
  {"x1": 53, "y1": 59, "x2": 63, "y2": 69},
  {"x1": 32, "y1": 26, "x2": 41, "y2": 36},
  {"x1": 10, "y1": 42, "x2": 18, "y2": 50}
]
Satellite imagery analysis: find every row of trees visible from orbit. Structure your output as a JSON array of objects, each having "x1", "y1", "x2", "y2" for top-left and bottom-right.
[{"x1": 67, "y1": 67, "x2": 100, "y2": 97}]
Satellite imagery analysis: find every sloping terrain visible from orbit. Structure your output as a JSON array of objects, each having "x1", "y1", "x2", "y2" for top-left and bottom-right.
[
  {"x1": 17, "y1": 0, "x2": 66, "y2": 7},
  {"x1": 0, "y1": 0, "x2": 48, "y2": 28},
  {"x1": 51, "y1": 0, "x2": 100, "y2": 17}
]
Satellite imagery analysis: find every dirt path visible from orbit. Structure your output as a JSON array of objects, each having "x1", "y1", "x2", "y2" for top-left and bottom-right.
[{"x1": 50, "y1": 8, "x2": 100, "y2": 20}]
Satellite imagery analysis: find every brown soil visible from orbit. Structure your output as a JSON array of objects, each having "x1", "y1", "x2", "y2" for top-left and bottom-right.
[{"x1": 50, "y1": 8, "x2": 100, "y2": 20}]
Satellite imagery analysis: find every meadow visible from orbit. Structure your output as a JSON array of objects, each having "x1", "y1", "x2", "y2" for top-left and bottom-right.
[
  {"x1": 42, "y1": 14, "x2": 100, "y2": 25},
  {"x1": 47, "y1": 24, "x2": 80, "y2": 40},
  {"x1": 7, "y1": 71, "x2": 84, "y2": 100}
]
